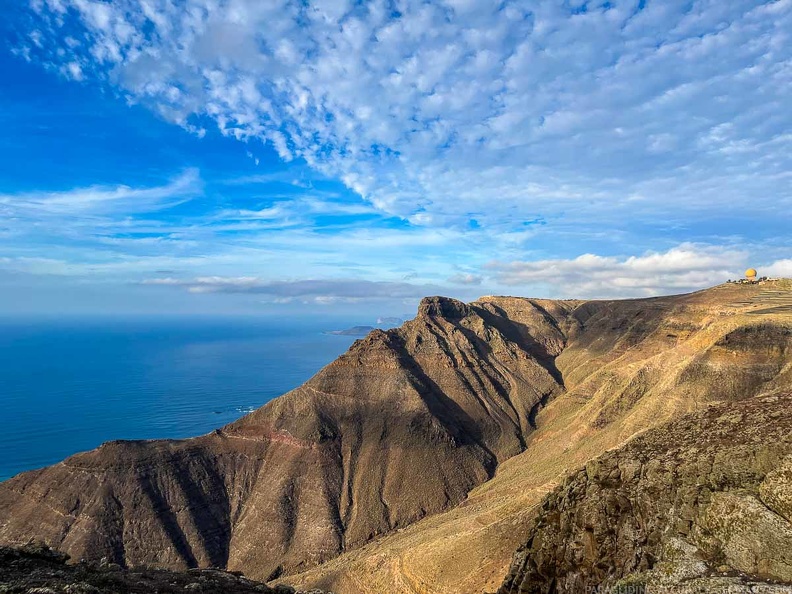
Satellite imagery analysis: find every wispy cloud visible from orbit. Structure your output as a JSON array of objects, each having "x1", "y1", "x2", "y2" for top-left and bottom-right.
[
  {"x1": 487, "y1": 244, "x2": 750, "y2": 297},
  {"x1": 765, "y1": 259, "x2": 792, "y2": 278},
  {"x1": 448, "y1": 273, "x2": 483, "y2": 286},
  {"x1": 215, "y1": 195, "x2": 377, "y2": 225},
  {"x1": 0, "y1": 168, "x2": 201, "y2": 215},
  {"x1": 142, "y1": 276, "x2": 447, "y2": 303}
]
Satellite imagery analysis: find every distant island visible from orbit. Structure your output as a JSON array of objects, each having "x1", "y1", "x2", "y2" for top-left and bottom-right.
[
  {"x1": 324, "y1": 325, "x2": 376, "y2": 336},
  {"x1": 326, "y1": 318, "x2": 405, "y2": 336}
]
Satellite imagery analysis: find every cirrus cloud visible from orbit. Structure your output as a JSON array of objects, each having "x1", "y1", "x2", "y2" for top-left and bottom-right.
[
  {"x1": 142, "y1": 275, "x2": 450, "y2": 303},
  {"x1": 0, "y1": 168, "x2": 201, "y2": 216}
]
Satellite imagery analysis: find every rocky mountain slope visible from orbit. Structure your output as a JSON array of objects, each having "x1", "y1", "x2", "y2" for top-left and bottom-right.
[
  {"x1": 0, "y1": 542, "x2": 319, "y2": 594},
  {"x1": 285, "y1": 282, "x2": 792, "y2": 593},
  {"x1": 0, "y1": 295, "x2": 567, "y2": 580},
  {"x1": 499, "y1": 393, "x2": 792, "y2": 593},
  {"x1": 1, "y1": 282, "x2": 790, "y2": 593}
]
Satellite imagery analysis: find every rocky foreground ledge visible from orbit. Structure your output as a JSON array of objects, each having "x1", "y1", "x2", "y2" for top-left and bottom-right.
[
  {"x1": 498, "y1": 394, "x2": 792, "y2": 593},
  {"x1": 0, "y1": 544, "x2": 326, "y2": 594}
]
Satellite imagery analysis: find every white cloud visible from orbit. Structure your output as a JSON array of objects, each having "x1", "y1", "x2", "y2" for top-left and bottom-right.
[
  {"x1": 448, "y1": 273, "x2": 483, "y2": 285},
  {"x1": 142, "y1": 276, "x2": 448, "y2": 302},
  {"x1": 214, "y1": 195, "x2": 376, "y2": 225},
  {"x1": 19, "y1": 0, "x2": 792, "y2": 230},
  {"x1": 764, "y1": 259, "x2": 792, "y2": 278},
  {"x1": 62, "y1": 60, "x2": 83, "y2": 80},
  {"x1": 487, "y1": 243, "x2": 752, "y2": 297},
  {"x1": 0, "y1": 168, "x2": 201, "y2": 215},
  {"x1": 0, "y1": 170, "x2": 210, "y2": 282}
]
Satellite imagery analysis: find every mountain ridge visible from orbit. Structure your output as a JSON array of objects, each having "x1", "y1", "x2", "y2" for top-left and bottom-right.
[
  {"x1": 285, "y1": 282, "x2": 792, "y2": 593},
  {"x1": 1, "y1": 282, "x2": 790, "y2": 593},
  {"x1": 0, "y1": 293, "x2": 568, "y2": 581}
]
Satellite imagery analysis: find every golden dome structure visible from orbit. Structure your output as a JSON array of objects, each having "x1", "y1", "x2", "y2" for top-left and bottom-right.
[{"x1": 745, "y1": 268, "x2": 757, "y2": 279}]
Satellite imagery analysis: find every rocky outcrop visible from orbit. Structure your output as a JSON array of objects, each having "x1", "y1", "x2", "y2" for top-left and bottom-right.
[
  {"x1": 498, "y1": 394, "x2": 792, "y2": 593},
  {"x1": 0, "y1": 542, "x2": 321, "y2": 593}
]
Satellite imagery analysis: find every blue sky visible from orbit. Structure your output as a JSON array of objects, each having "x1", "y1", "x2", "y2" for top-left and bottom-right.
[{"x1": 2, "y1": 0, "x2": 791, "y2": 316}]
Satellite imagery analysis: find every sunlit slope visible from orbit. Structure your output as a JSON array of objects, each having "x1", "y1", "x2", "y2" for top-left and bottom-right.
[
  {"x1": 287, "y1": 282, "x2": 791, "y2": 593},
  {"x1": 499, "y1": 392, "x2": 792, "y2": 593}
]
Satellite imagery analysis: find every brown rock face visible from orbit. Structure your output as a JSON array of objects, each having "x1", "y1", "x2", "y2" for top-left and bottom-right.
[
  {"x1": 0, "y1": 542, "x2": 320, "y2": 593},
  {"x1": 285, "y1": 282, "x2": 792, "y2": 593},
  {"x1": 0, "y1": 283, "x2": 790, "y2": 592},
  {"x1": 0, "y1": 295, "x2": 565, "y2": 580},
  {"x1": 498, "y1": 394, "x2": 792, "y2": 593}
]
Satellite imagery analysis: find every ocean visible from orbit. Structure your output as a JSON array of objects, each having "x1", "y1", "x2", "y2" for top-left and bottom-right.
[{"x1": 0, "y1": 316, "x2": 361, "y2": 482}]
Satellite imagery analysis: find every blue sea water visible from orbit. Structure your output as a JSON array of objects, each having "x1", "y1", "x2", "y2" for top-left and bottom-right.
[{"x1": 0, "y1": 316, "x2": 360, "y2": 482}]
